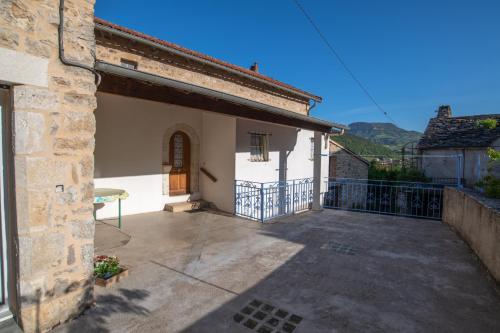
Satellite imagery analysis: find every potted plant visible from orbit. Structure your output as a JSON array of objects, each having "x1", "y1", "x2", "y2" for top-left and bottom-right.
[{"x1": 94, "y1": 255, "x2": 128, "y2": 287}]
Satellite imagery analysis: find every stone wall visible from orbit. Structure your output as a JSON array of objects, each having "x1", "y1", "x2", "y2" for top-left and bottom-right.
[
  {"x1": 329, "y1": 141, "x2": 368, "y2": 179},
  {"x1": 443, "y1": 187, "x2": 500, "y2": 282},
  {"x1": 0, "y1": 1, "x2": 97, "y2": 332},
  {"x1": 95, "y1": 35, "x2": 310, "y2": 115}
]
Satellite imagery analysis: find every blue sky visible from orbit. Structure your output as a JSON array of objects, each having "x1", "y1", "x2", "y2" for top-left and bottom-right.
[{"x1": 95, "y1": 0, "x2": 500, "y2": 132}]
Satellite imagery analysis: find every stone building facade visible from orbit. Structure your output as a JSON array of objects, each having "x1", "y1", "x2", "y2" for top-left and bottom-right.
[
  {"x1": 0, "y1": 2, "x2": 341, "y2": 332},
  {"x1": 329, "y1": 139, "x2": 369, "y2": 179},
  {"x1": 94, "y1": 18, "x2": 313, "y2": 116},
  {"x1": 0, "y1": 0, "x2": 97, "y2": 332},
  {"x1": 417, "y1": 105, "x2": 500, "y2": 187}
]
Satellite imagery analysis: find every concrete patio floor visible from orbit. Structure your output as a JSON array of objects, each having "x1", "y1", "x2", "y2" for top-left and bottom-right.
[{"x1": 54, "y1": 209, "x2": 500, "y2": 333}]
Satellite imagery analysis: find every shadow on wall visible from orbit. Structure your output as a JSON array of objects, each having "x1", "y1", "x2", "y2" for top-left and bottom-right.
[
  {"x1": 94, "y1": 93, "x2": 202, "y2": 179},
  {"x1": 47, "y1": 285, "x2": 150, "y2": 333},
  {"x1": 18, "y1": 278, "x2": 94, "y2": 333},
  {"x1": 235, "y1": 119, "x2": 299, "y2": 183}
]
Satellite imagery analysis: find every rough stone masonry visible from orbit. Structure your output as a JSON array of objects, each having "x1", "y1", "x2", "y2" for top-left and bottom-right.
[{"x1": 0, "y1": 0, "x2": 97, "y2": 332}]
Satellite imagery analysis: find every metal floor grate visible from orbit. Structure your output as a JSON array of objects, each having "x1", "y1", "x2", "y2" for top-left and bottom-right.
[
  {"x1": 233, "y1": 299, "x2": 303, "y2": 333},
  {"x1": 320, "y1": 241, "x2": 357, "y2": 255}
]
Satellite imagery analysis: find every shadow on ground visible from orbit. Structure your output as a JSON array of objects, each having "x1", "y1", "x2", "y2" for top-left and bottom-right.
[
  {"x1": 54, "y1": 210, "x2": 500, "y2": 333},
  {"x1": 60, "y1": 288, "x2": 150, "y2": 333}
]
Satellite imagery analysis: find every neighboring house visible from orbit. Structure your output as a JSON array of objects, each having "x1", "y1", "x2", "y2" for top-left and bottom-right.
[
  {"x1": 417, "y1": 105, "x2": 500, "y2": 187},
  {"x1": 93, "y1": 18, "x2": 345, "y2": 218},
  {"x1": 0, "y1": 3, "x2": 345, "y2": 332},
  {"x1": 329, "y1": 139, "x2": 369, "y2": 179}
]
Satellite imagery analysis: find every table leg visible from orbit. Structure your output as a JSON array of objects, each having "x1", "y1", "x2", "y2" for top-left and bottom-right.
[{"x1": 118, "y1": 198, "x2": 122, "y2": 229}]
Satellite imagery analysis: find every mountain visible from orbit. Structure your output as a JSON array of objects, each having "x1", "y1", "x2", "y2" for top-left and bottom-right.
[
  {"x1": 331, "y1": 134, "x2": 398, "y2": 160},
  {"x1": 347, "y1": 122, "x2": 423, "y2": 151}
]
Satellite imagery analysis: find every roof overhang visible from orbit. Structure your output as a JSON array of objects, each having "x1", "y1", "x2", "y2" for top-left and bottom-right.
[
  {"x1": 95, "y1": 19, "x2": 322, "y2": 103},
  {"x1": 95, "y1": 61, "x2": 346, "y2": 133}
]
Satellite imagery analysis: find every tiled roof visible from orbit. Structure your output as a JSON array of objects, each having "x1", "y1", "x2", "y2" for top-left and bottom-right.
[
  {"x1": 417, "y1": 114, "x2": 500, "y2": 149},
  {"x1": 94, "y1": 18, "x2": 322, "y2": 102}
]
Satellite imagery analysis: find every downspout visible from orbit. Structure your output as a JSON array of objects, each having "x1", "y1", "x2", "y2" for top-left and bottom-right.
[
  {"x1": 58, "y1": 0, "x2": 101, "y2": 86},
  {"x1": 308, "y1": 100, "x2": 317, "y2": 115}
]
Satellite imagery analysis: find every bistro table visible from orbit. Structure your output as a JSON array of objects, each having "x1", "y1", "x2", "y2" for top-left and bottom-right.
[{"x1": 94, "y1": 188, "x2": 129, "y2": 229}]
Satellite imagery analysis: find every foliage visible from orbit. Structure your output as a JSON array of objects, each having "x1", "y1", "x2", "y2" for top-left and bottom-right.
[
  {"x1": 94, "y1": 255, "x2": 121, "y2": 279},
  {"x1": 368, "y1": 162, "x2": 430, "y2": 182},
  {"x1": 331, "y1": 134, "x2": 398, "y2": 160},
  {"x1": 476, "y1": 118, "x2": 498, "y2": 130},
  {"x1": 348, "y1": 122, "x2": 423, "y2": 151},
  {"x1": 487, "y1": 147, "x2": 500, "y2": 161},
  {"x1": 476, "y1": 176, "x2": 500, "y2": 198},
  {"x1": 476, "y1": 148, "x2": 500, "y2": 199}
]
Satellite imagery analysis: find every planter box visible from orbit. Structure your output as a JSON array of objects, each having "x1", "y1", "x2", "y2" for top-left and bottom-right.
[{"x1": 95, "y1": 267, "x2": 128, "y2": 287}]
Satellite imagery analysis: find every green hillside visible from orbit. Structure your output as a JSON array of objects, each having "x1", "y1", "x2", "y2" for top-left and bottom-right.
[
  {"x1": 331, "y1": 134, "x2": 398, "y2": 160},
  {"x1": 348, "y1": 122, "x2": 423, "y2": 151}
]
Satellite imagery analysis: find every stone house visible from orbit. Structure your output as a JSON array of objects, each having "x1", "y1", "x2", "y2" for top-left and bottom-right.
[
  {"x1": 0, "y1": 1, "x2": 344, "y2": 331},
  {"x1": 329, "y1": 139, "x2": 369, "y2": 179},
  {"x1": 417, "y1": 105, "x2": 500, "y2": 187}
]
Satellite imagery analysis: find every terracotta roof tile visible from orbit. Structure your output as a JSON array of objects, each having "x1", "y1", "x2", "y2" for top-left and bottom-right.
[{"x1": 94, "y1": 18, "x2": 321, "y2": 102}]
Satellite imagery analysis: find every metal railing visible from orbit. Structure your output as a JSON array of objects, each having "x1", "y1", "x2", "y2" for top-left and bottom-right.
[
  {"x1": 235, "y1": 178, "x2": 314, "y2": 222},
  {"x1": 323, "y1": 178, "x2": 445, "y2": 220},
  {"x1": 430, "y1": 177, "x2": 464, "y2": 187}
]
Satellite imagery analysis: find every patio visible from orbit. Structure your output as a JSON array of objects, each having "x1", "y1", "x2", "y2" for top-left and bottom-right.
[{"x1": 55, "y1": 210, "x2": 500, "y2": 333}]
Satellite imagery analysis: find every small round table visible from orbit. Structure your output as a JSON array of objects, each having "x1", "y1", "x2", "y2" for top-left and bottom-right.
[{"x1": 94, "y1": 188, "x2": 129, "y2": 229}]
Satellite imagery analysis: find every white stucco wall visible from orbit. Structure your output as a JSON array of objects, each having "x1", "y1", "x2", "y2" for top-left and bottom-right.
[
  {"x1": 95, "y1": 93, "x2": 330, "y2": 218},
  {"x1": 235, "y1": 119, "x2": 329, "y2": 192},
  {"x1": 320, "y1": 134, "x2": 329, "y2": 193},
  {"x1": 200, "y1": 113, "x2": 236, "y2": 213},
  {"x1": 94, "y1": 92, "x2": 203, "y2": 218}
]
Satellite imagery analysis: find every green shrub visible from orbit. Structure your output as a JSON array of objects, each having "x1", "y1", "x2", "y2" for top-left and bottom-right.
[
  {"x1": 476, "y1": 148, "x2": 500, "y2": 199},
  {"x1": 477, "y1": 176, "x2": 500, "y2": 199},
  {"x1": 476, "y1": 118, "x2": 497, "y2": 129},
  {"x1": 368, "y1": 163, "x2": 430, "y2": 182}
]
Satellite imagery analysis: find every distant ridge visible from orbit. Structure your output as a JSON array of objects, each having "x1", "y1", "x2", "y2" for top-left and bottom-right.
[
  {"x1": 332, "y1": 134, "x2": 398, "y2": 160},
  {"x1": 347, "y1": 122, "x2": 423, "y2": 151}
]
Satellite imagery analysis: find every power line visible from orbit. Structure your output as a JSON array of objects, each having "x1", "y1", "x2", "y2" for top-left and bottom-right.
[{"x1": 292, "y1": 0, "x2": 396, "y2": 123}]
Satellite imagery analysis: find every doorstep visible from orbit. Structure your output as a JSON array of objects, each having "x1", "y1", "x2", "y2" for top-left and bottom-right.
[{"x1": 164, "y1": 200, "x2": 206, "y2": 213}]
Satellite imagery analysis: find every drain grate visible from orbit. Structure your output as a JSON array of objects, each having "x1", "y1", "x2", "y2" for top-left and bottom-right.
[
  {"x1": 321, "y1": 241, "x2": 357, "y2": 255},
  {"x1": 233, "y1": 299, "x2": 303, "y2": 332}
]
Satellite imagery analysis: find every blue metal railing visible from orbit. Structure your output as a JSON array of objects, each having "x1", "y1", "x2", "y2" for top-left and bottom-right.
[
  {"x1": 323, "y1": 178, "x2": 447, "y2": 220},
  {"x1": 235, "y1": 178, "x2": 314, "y2": 222}
]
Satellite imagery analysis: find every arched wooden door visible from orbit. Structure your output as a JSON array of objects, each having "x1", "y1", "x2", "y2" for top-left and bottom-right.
[{"x1": 169, "y1": 131, "x2": 190, "y2": 196}]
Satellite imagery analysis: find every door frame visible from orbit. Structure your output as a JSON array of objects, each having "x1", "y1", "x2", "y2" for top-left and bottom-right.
[
  {"x1": 0, "y1": 86, "x2": 15, "y2": 323},
  {"x1": 168, "y1": 131, "x2": 191, "y2": 196}
]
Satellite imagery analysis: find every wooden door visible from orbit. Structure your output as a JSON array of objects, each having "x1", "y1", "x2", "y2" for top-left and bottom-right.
[{"x1": 169, "y1": 131, "x2": 190, "y2": 196}]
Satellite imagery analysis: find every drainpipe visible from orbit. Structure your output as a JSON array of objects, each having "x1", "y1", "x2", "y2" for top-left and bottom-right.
[
  {"x1": 58, "y1": 0, "x2": 101, "y2": 86},
  {"x1": 308, "y1": 100, "x2": 317, "y2": 115},
  {"x1": 312, "y1": 131, "x2": 322, "y2": 210}
]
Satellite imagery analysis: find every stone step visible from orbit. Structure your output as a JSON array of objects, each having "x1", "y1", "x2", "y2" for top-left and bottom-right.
[{"x1": 164, "y1": 200, "x2": 205, "y2": 213}]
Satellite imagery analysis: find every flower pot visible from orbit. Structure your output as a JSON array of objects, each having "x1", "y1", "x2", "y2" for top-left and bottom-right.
[{"x1": 95, "y1": 266, "x2": 128, "y2": 288}]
